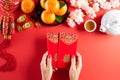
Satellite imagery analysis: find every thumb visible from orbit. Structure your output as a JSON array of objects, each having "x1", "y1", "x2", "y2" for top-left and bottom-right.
[
  {"x1": 70, "y1": 56, "x2": 76, "y2": 68},
  {"x1": 47, "y1": 55, "x2": 52, "y2": 68}
]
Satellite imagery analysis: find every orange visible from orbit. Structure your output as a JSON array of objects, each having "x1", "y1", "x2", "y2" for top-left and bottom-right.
[
  {"x1": 21, "y1": 0, "x2": 35, "y2": 14},
  {"x1": 40, "y1": 0, "x2": 48, "y2": 10},
  {"x1": 41, "y1": 10, "x2": 56, "y2": 24},
  {"x1": 47, "y1": 0, "x2": 60, "y2": 13},
  {"x1": 56, "y1": 1, "x2": 67, "y2": 16}
]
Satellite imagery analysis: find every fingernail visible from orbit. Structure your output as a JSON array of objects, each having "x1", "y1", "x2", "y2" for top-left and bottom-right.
[
  {"x1": 48, "y1": 54, "x2": 51, "y2": 58},
  {"x1": 72, "y1": 55, "x2": 75, "y2": 58}
]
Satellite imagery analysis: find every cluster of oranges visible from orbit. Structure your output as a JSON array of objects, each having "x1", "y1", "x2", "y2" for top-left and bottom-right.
[
  {"x1": 20, "y1": 0, "x2": 67, "y2": 24},
  {"x1": 40, "y1": 0, "x2": 67, "y2": 24}
]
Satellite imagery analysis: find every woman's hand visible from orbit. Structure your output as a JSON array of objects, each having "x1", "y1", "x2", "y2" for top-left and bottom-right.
[
  {"x1": 69, "y1": 52, "x2": 82, "y2": 80},
  {"x1": 40, "y1": 51, "x2": 53, "y2": 80}
]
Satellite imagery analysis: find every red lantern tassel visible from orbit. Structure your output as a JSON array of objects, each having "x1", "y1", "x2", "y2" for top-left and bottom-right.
[
  {"x1": 0, "y1": 39, "x2": 16, "y2": 72},
  {"x1": 0, "y1": 39, "x2": 11, "y2": 50}
]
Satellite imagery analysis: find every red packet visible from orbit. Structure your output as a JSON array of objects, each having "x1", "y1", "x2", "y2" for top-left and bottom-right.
[
  {"x1": 47, "y1": 32, "x2": 78, "y2": 68},
  {"x1": 57, "y1": 33, "x2": 78, "y2": 68},
  {"x1": 47, "y1": 33, "x2": 59, "y2": 68}
]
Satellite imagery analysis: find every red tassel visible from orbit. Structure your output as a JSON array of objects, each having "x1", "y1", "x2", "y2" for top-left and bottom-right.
[
  {"x1": 0, "y1": 51, "x2": 16, "y2": 72},
  {"x1": 0, "y1": 39, "x2": 11, "y2": 50},
  {"x1": 0, "y1": 39, "x2": 16, "y2": 72}
]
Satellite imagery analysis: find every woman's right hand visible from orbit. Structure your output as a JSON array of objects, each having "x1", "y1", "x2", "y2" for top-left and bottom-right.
[{"x1": 69, "y1": 52, "x2": 82, "y2": 80}]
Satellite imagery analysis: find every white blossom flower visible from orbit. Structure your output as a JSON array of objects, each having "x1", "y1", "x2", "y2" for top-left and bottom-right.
[
  {"x1": 66, "y1": 18, "x2": 76, "y2": 28},
  {"x1": 74, "y1": 9, "x2": 84, "y2": 17},
  {"x1": 94, "y1": 0, "x2": 107, "y2": 4},
  {"x1": 74, "y1": 9, "x2": 84, "y2": 24},
  {"x1": 70, "y1": 0, "x2": 76, "y2": 7},
  {"x1": 74, "y1": 16, "x2": 84, "y2": 25},
  {"x1": 66, "y1": 9, "x2": 84, "y2": 27},
  {"x1": 75, "y1": 0, "x2": 89, "y2": 8},
  {"x1": 75, "y1": 0, "x2": 82, "y2": 8},
  {"x1": 110, "y1": 0, "x2": 120, "y2": 8},
  {"x1": 70, "y1": 9, "x2": 84, "y2": 24},
  {"x1": 69, "y1": 11, "x2": 77, "y2": 20},
  {"x1": 100, "y1": 2, "x2": 111, "y2": 9},
  {"x1": 84, "y1": 6, "x2": 96, "y2": 18},
  {"x1": 93, "y1": 3, "x2": 100, "y2": 12}
]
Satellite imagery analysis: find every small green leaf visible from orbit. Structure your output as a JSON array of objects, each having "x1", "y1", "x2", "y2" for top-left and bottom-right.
[
  {"x1": 56, "y1": 15, "x2": 62, "y2": 23},
  {"x1": 59, "y1": 1, "x2": 65, "y2": 8}
]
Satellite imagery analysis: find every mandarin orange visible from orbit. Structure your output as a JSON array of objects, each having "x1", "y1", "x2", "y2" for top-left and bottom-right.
[
  {"x1": 55, "y1": 1, "x2": 67, "y2": 16},
  {"x1": 47, "y1": 0, "x2": 60, "y2": 13},
  {"x1": 41, "y1": 10, "x2": 56, "y2": 24},
  {"x1": 40, "y1": 0, "x2": 48, "y2": 10},
  {"x1": 21, "y1": 0, "x2": 35, "y2": 14}
]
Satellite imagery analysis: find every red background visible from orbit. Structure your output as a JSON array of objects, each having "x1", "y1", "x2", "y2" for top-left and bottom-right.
[{"x1": 0, "y1": 0, "x2": 120, "y2": 80}]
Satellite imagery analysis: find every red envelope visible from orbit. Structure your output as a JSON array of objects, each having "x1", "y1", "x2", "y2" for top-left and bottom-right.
[
  {"x1": 47, "y1": 33, "x2": 59, "y2": 68},
  {"x1": 47, "y1": 32, "x2": 78, "y2": 68},
  {"x1": 57, "y1": 33, "x2": 77, "y2": 68}
]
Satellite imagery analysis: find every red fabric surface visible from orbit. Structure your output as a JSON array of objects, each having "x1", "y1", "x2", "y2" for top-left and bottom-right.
[{"x1": 0, "y1": 0, "x2": 120, "y2": 80}]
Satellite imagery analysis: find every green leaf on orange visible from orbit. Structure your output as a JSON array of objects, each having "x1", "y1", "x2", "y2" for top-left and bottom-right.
[{"x1": 56, "y1": 15, "x2": 62, "y2": 23}]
